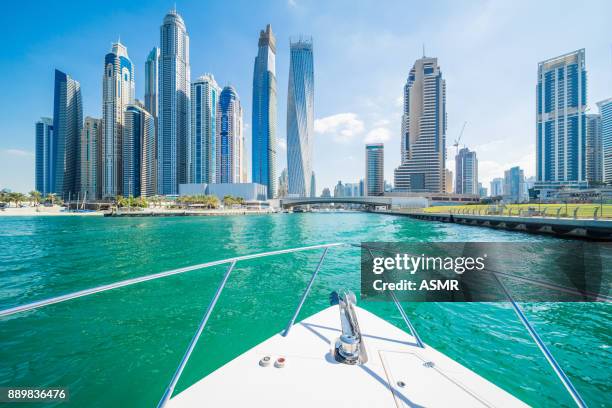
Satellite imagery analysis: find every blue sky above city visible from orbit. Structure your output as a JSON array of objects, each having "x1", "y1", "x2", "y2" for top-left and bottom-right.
[{"x1": 0, "y1": 0, "x2": 611, "y2": 193}]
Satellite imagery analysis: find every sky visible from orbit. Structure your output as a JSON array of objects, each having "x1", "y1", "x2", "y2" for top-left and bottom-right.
[{"x1": 0, "y1": 0, "x2": 611, "y2": 194}]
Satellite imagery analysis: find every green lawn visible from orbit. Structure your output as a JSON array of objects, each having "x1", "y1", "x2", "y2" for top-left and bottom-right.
[{"x1": 423, "y1": 203, "x2": 612, "y2": 219}]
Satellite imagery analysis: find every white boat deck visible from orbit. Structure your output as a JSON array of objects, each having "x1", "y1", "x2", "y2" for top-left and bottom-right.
[{"x1": 169, "y1": 306, "x2": 528, "y2": 407}]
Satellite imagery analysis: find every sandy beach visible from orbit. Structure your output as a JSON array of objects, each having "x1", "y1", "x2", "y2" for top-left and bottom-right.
[{"x1": 0, "y1": 206, "x2": 103, "y2": 216}]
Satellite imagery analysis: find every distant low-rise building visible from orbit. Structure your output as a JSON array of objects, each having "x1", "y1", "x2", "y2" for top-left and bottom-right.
[{"x1": 179, "y1": 183, "x2": 267, "y2": 201}]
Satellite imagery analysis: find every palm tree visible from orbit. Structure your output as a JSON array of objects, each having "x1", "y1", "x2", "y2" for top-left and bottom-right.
[{"x1": 29, "y1": 190, "x2": 42, "y2": 206}]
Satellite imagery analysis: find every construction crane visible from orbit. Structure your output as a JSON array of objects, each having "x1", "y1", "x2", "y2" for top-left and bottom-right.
[{"x1": 453, "y1": 121, "x2": 467, "y2": 155}]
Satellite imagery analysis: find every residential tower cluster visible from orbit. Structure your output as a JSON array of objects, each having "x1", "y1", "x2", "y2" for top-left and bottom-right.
[{"x1": 34, "y1": 10, "x2": 316, "y2": 204}]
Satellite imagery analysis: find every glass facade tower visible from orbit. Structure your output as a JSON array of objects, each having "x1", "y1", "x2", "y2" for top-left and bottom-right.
[
  {"x1": 252, "y1": 24, "x2": 277, "y2": 198},
  {"x1": 217, "y1": 86, "x2": 243, "y2": 184},
  {"x1": 123, "y1": 102, "x2": 156, "y2": 197},
  {"x1": 598, "y1": 98, "x2": 612, "y2": 184},
  {"x1": 455, "y1": 147, "x2": 478, "y2": 194},
  {"x1": 190, "y1": 74, "x2": 220, "y2": 184},
  {"x1": 35, "y1": 117, "x2": 53, "y2": 196},
  {"x1": 144, "y1": 47, "x2": 159, "y2": 118},
  {"x1": 80, "y1": 117, "x2": 102, "y2": 199},
  {"x1": 102, "y1": 41, "x2": 135, "y2": 198},
  {"x1": 287, "y1": 38, "x2": 314, "y2": 197},
  {"x1": 365, "y1": 143, "x2": 384, "y2": 196},
  {"x1": 52, "y1": 69, "x2": 83, "y2": 197},
  {"x1": 536, "y1": 49, "x2": 587, "y2": 185},
  {"x1": 394, "y1": 57, "x2": 446, "y2": 192},
  {"x1": 158, "y1": 8, "x2": 190, "y2": 195}
]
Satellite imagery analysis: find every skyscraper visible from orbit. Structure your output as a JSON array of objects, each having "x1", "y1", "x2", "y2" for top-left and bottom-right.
[
  {"x1": 490, "y1": 177, "x2": 504, "y2": 197},
  {"x1": 252, "y1": 24, "x2": 277, "y2": 199},
  {"x1": 365, "y1": 143, "x2": 384, "y2": 196},
  {"x1": 190, "y1": 74, "x2": 220, "y2": 184},
  {"x1": 158, "y1": 8, "x2": 190, "y2": 195},
  {"x1": 536, "y1": 49, "x2": 587, "y2": 186},
  {"x1": 586, "y1": 113, "x2": 603, "y2": 184},
  {"x1": 504, "y1": 166, "x2": 527, "y2": 203},
  {"x1": 598, "y1": 98, "x2": 612, "y2": 184},
  {"x1": 394, "y1": 57, "x2": 446, "y2": 192},
  {"x1": 310, "y1": 171, "x2": 316, "y2": 197},
  {"x1": 217, "y1": 86, "x2": 243, "y2": 184},
  {"x1": 144, "y1": 47, "x2": 159, "y2": 117},
  {"x1": 35, "y1": 117, "x2": 53, "y2": 196},
  {"x1": 277, "y1": 168, "x2": 288, "y2": 198},
  {"x1": 102, "y1": 41, "x2": 135, "y2": 198},
  {"x1": 287, "y1": 38, "x2": 314, "y2": 197},
  {"x1": 52, "y1": 69, "x2": 82, "y2": 197},
  {"x1": 123, "y1": 102, "x2": 156, "y2": 197},
  {"x1": 455, "y1": 147, "x2": 478, "y2": 194},
  {"x1": 80, "y1": 117, "x2": 102, "y2": 199},
  {"x1": 444, "y1": 169, "x2": 453, "y2": 193}
]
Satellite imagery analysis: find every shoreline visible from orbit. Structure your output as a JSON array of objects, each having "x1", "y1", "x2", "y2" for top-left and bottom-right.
[{"x1": 0, "y1": 206, "x2": 275, "y2": 217}]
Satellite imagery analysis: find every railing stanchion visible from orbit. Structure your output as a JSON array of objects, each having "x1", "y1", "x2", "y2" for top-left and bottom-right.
[
  {"x1": 388, "y1": 290, "x2": 425, "y2": 348},
  {"x1": 364, "y1": 247, "x2": 424, "y2": 348},
  {"x1": 282, "y1": 247, "x2": 330, "y2": 337},
  {"x1": 158, "y1": 261, "x2": 237, "y2": 408},
  {"x1": 493, "y1": 273, "x2": 587, "y2": 408}
]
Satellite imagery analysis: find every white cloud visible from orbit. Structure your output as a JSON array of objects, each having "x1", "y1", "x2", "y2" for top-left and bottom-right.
[
  {"x1": 314, "y1": 113, "x2": 365, "y2": 143},
  {"x1": 2, "y1": 149, "x2": 34, "y2": 157},
  {"x1": 277, "y1": 138, "x2": 287, "y2": 151},
  {"x1": 364, "y1": 127, "x2": 391, "y2": 143},
  {"x1": 288, "y1": 0, "x2": 297, "y2": 7}
]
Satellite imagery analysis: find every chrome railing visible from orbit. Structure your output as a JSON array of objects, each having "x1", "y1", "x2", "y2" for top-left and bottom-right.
[{"x1": 0, "y1": 242, "x2": 592, "y2": 407}]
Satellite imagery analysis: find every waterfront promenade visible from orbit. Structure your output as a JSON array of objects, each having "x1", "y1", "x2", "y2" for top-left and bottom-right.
[{"x1": 382, "y1": 209, "x2": 612, "y2": 240}]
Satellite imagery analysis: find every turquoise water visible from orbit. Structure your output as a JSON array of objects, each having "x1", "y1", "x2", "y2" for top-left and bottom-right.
[{"x1": 0, "y1": 213, "x2": 609, "y2": 407}]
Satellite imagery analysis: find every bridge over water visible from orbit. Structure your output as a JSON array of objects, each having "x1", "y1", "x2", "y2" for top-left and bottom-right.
[{"x1": 279, "y1": 196, "x2": 392, "y2": 209}]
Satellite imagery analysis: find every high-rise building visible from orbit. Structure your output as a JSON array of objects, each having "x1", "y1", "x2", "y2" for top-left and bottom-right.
[
  {"x1": 102, "y1": 41, "x2": 135, "y2": 198},
  {"x1": 536, "y1": 49, "x2": 587, "y2": 186},
  {"x1": 35, "y1": 117, "x2": 53, "y2": 196},
  {"x1": 52, "y1": 69, "x2": 83, "y2": 197},
  {"x1": 344, "y1": 182, "x2": 360, "y2": 197},
  {"x1": 490, "y1": 177, "x2": 504, "y2": 197},
  {"x1": 586, "y1": 114, "x2": 603, "y2": 184},
  {"x1": 478, "y1": 183, "x2": 487, "y2": 198},
  {"x1": 123, "y1": 102, "x2": 156, "y2": 197},
  {"x1": 277, "y1": 168, "x2": 288, "y2": 198},
  {"x1": 334, "y1": 180, "x2": 344, "y2": 198},
  {"x1": 365, "y1": 143, "x2": 384, "y2": 196},
  {"x1": 394, "y1": 57, "x2": 446, "y2": 192},
  {"x1": 455, "y1": 147, "x2": 478, "y2": 194},
  {"x1": 597, "y1": 98, "x2": 612, "y2": 184},
  {"x1": 190, "y1": 74, "x2": 220, "y2": 184},
  {"x1": 321, "y1": 187, "x2": 331, "y2": 198},
  {"x1": 217, "y1": 86, "x2": 243, "y2": 184},
  {"x1": 80, "y1": 117, "x2": 102, "y2": 199},
  {"x1": 287, "y1": 38, "x2": 314, "y2": 197},
  {"x1": 444, "y1": 169, "x2": 453, "y2": 193},
  {"x1": 144, "y1": 47, "x2": 159, "y2": 117},
  {"x1": 158, "y1": 8, "x2": 190, "y2": 195},
  {"x1": 504, "y1": 166, "x2": 527, "y2": 203},
  {"x1": 310, "y1": 171, "x2": 316, "y2": 197},
  {"x1": 252, "y1": 24, "x2": 277, "y2": 199}
]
